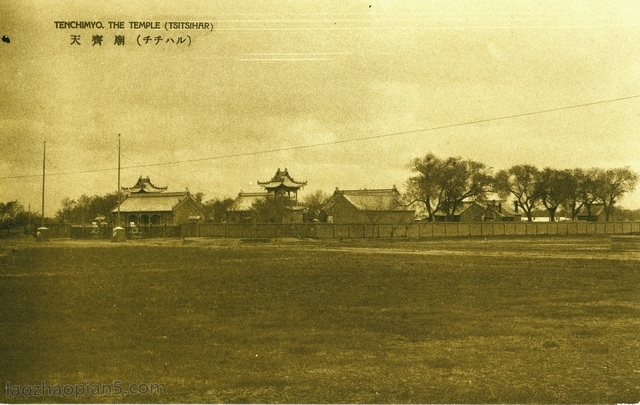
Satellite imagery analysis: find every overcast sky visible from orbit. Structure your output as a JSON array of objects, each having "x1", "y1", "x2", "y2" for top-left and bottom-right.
[{"x1": 2, "y1": 0, "x2": 639, "y2": 216}]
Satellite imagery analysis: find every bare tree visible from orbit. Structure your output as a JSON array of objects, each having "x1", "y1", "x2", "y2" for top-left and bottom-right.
[
  {"x1": 578, "y1": 168, "x2": 605, "y2": 219},
  {"x1": 563, "y1": 168, "x2": 586, "y2": 220},
  {"x1": 539, "y1": 168, "x2": 574, "y2": 221},
  {"x1": 494, "y1": 165, "x2": 542, "y2": 221},
  {"x1": 406, "y1": 153, "x2": 445, "y2": 221},
  {"x1": 594, "y1": 167, "x2": 638, "y2": 221},
  {"x1": 406, "y1": 154, "x2": 492, "y2": 222},
  {"x1": 439, "y1": 157, "x2": 493, "y2": 221}
]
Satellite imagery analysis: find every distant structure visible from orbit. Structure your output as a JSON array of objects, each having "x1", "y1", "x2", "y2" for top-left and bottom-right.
[
  {"x1": 432, "y1": 200, "x2": 521, "y2": 222},
  {"x1": 575, "y1": 204, "x2": 605, "y2": 221},
  {"x1": 257, "y1": 168, "x2": 307, "y2": 201},
  {"x1": 322, "y1": 187, "x2": 415, "y2": 224},
  {"x1": 111, "y1": 176, "x2": 205, "y2": 226}
]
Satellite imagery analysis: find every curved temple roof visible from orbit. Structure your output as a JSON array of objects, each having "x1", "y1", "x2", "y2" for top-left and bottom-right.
[
  {"x1": 122, "y1": 176, "x2": 168, "y2": 193},
  {"x1": 257, "y1": 168, "x2": 307, "y2": 191}
]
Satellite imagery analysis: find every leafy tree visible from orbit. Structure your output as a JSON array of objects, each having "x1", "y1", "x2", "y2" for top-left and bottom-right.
[
  {"x1": 593, "y1": 167, "x2": 638, "y2": 221},
  {"x1": 611, "y1": 207, "x2": 640, "y2": 221},
  {"x1": 192, "y1": 192, "x2": 205, "y2": 205},
  {"x1": 0, "y1": 200, "x2": 25, "y2": 231},
  {"x1": 56, "y1": 192, "x2": 119, "y2": 224},
  {"x1": 251, "y1": 195, "x2": 296, "y2": 224},
  {"x1": 202, "y1": 197, "x2": 235, "y2": 222},
  {"x1": 302, "y1": 190, "x2": 329, "y2": 222},
  {"x1": 494, "y1": 165, "x2": 543, "y2": 221}
]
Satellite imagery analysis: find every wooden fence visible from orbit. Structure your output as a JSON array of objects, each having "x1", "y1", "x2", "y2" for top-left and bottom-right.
[
  {"x1": 50, "y1": 221, "x2": 640, "y2": 240},
  {"x1": 193, "y1": 221, "x2": 640, "y2": 239}
]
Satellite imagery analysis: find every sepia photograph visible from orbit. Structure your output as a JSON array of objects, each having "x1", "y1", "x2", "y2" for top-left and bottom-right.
[{"x1": 1, "y1": 0, "x2": 639, "y2": 403}]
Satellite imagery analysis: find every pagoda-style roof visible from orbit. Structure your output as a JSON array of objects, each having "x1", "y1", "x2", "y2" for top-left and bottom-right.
[
  {"x1": 257, "y1": 168, "x2": 307, "y2": 191},
  {"x1": 122, "y1": 176, "x2": 168, "y2": 193},
  {"x1": 112, "y1": 192, "x2": 190, "y2": 213}
]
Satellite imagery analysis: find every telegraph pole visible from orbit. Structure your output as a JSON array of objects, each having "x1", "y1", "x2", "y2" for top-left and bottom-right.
[
  {"x1": 41, "y1": 141, "x2": 46, "y2": 227},
  {"x1": 117, "y1": 134, "x2": 121, "y2": 227}
]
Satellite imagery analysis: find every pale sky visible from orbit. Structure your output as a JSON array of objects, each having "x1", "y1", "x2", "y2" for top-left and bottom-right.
[{"x1": 2, "y1": 0, "x2": 640, "y2": 217}]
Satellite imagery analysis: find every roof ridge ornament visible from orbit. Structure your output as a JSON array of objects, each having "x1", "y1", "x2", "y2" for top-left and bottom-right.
[{"x1": 122, "y1": 175, "x2": 168, "y2": 193}]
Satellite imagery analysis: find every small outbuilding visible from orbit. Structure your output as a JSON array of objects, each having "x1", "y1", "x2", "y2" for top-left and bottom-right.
[
  {"x1": 433, "y1": 200, "x2": 521, "y2": 222},
  {"x1": 575, "y1": 204, "x2": 606, "y2": 221}
]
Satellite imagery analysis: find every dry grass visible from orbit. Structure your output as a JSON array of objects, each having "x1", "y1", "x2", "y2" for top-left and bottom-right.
[{"x1": 0, "y1": 235, "x2": 639, "y2": 403}]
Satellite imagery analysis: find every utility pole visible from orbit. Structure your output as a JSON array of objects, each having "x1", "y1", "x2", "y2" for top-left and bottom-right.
[
  {"x1": 117, "y1": 134, "x2": 121, "y2": 227},
  {"x1": 41, "y1": 141, "x2": 46, "y2": 227}
]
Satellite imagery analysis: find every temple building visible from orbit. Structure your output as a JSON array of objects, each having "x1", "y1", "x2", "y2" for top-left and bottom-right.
[
  {"x1": 322, "y1": 187, "x2": 415, "y2": 225},
  {"x1": 111, "y1": 176, "x2": 205, "y2": 226},
  {"x1": 257, "y1": 168, "x2": 307, "y2": 201},
  {"x1": 226, "y1": 168, "x2": 306, "y2": 223}
]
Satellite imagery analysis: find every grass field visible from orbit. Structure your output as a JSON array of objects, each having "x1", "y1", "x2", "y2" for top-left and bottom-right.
[{"x1": 1, "y1": 235, "x2": 639, "y2": 403}]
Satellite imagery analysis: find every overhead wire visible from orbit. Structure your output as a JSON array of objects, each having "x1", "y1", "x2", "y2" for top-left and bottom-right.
[{"x1": 1, "y1": 94, "x2": 638, "y2": 181}]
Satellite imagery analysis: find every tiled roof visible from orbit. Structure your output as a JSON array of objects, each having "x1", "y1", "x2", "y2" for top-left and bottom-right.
[
  {"x1": 434, "y1": 201, "x2": 478, "y2": 216},
  {"x1": 576, "y1": 204, "x2": 605, "y2": 216},
  {"x1": 228, "y1": 192, "x2": 268, "y2": 211},
  {"x1": 484, "y1": 200, "x2": 520, "y2": 217},
  {"x1": 112, "y1": 192, "x2": 186, "y2": 213},
  {"x1": 434, "y1": 200, "x2": 521, "y2": 218},
  {"x1": 331, "y1": 188, "x2": 411, "y2": 211}
]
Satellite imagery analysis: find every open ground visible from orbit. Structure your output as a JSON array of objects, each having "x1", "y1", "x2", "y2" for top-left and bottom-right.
[{"x1": 1, "y1": 235, "x2": 639, "y2": 403}]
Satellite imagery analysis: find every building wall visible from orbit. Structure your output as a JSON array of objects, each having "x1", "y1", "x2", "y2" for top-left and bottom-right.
[
  {"x1": 115, "y1": 211, "x2": 173, "y2": 226},
  {"x1": 325, "y1": 196, "x2": 414, "y2": 225},
  {"x1": 325, "y1": 197, "x2": 361, "y2": 223},
  {"x1": 173, "y1": 198, "x2": 206, "y2": 224},
  {"x1": 459, "y1": 204, "x2": 487, "y2": 222}
]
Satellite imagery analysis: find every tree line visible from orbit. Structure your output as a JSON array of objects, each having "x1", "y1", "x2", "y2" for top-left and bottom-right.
[
  {"x1": 1, "y1": 154, "x2": 638, "y2": 234},
  {"x1": 406, "y1": 153, "x2": 638, "y2": 222}
]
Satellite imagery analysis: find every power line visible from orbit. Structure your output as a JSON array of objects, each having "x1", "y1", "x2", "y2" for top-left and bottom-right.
[{"x1": 1, "y1": 94, "x2": 639, "y2": 181}]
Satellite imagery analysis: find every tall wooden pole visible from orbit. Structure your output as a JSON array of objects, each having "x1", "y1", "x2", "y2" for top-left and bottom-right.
[
  {"x1": 41, "y1": 141, "x2": 46, "y2": 227},
  {"x1": 117, "y1": 134, "x2": 121, "y2": 227}
]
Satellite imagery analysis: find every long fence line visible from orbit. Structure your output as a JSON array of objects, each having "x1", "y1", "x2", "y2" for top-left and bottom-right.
[{"x1": 37, "y1": 221, "x2": 640, "y2": 240}]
